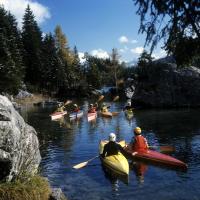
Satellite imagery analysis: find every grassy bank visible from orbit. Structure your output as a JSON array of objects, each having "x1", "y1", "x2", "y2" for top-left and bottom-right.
[{"x1": 0, "y1": 175, "x2": 51, "y2": 200}]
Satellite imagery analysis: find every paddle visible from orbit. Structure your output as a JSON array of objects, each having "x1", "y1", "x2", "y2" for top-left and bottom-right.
[
  {"x1": 73, "y1": 156, "x2": 99, "y2": 169},
  {"x1": 97, "y1": 95, "x2": 104, "y2": 102},
  {"x1": 64, "y1": 100, "x2": 72, "y2": 106},
  {"x1": 149, "y1": 145, "x2": 175, "y2": 153},
  {"x1": 113, "y1": 95, "x2": 119, "y2": 102}
]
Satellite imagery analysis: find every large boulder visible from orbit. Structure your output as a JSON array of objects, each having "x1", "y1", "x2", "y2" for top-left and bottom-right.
[
  {"x1": 130, "y1": 63, "x2": 200, "y2": 108},
  {"x1": 0, "y1": 95, "x2": 41, "y2": 181}
]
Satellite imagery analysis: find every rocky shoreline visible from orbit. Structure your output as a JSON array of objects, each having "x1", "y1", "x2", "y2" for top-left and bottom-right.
[
  {"x1": 125, "y1": 63, "x2": 200, "y2": 108},
  {"x1": 0, "y1": 95, "x2": 67, "y2": 200}
]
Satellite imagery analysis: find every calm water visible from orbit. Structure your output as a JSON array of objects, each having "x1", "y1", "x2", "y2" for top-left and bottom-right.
[{"x1": 20, "y1": 102, "x2": 200, "y2": 200}]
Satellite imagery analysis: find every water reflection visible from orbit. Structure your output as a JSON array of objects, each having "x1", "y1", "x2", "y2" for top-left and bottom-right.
[
  {"x1": 130, "y1": 161, "x2": 148, "y2": 185},
  {"x1": 19, "y1": 102, "x2": 200, "y2": 200}
]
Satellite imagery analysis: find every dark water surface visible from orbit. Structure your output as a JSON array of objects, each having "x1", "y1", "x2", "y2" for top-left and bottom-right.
[{"x1": 20, "y1": 102, "x2": 200, "y2": 200}]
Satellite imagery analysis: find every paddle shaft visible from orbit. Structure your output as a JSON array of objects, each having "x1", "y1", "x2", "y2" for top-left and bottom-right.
[
  {"x1": 149, "y1": 145, "x2": 175, "y2": 153},
  {"x1": 73, "y1": 155, "x2": 99, "y2": 169}
]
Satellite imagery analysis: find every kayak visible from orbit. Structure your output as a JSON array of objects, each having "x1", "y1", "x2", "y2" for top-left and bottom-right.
[
  {"x1": 100, "y1": 111, "x2": 112, "y2": 118},
  {"x1": 112, "y1": 111, "x2": 120, "y2": 116},
  {"x1": 50, "y1": 111, "x2": 67, "y2": 120},
  {"x1": 99, "y1": 140, "x2": 129, "y2": 175},
  {"x1": 69, "y1": 110, "x2": 83, "y2": 120},
  {"x1": 124, "y1": 145, "x2": 187, "y2": 169},
  {"x1": 87, "y1": 112, "x2": 97, "y2": 121}
]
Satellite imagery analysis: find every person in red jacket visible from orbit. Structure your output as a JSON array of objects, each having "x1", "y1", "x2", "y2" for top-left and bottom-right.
[
  {"x1": 73, "y1": 104, "x2": 80, "y2": 112},
  {"x1": 88, "y1": 104, "x2": 96, "y2": 113},
  {"x1": 131, "y1": 127, "x2": 148, "y2": 155}
]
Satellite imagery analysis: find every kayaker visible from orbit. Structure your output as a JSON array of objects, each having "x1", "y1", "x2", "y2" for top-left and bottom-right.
[
  {"x1": 101, "y1": 133, "x2": 125, "y2": 158},
  {"x1": 73, "y1": 104, "x2": 80, "y2": 112},
  {"x1": 101, "y1": 103, "x2": 110, "y2": 113},
  {"x1": 130, "y1": 127, "x2": 149, "y2": 155},
  {"x1": 88, "y1": 104, "x2": 96, "y2": 113},
  {"x1": 123, "y1": 101, "x2": 132, "y2": 111},
  {"x1": 56, "y1": 103, "x2": 65, "y2": 112}
]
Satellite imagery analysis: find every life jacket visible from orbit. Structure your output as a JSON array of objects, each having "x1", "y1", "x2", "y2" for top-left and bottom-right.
[
  {"x1": 101, "y1": 106, "x2": 108, "y2": 112},
  {"x1": 132, "y1": 135, "x2": 148, "y2": 152},
  {"x1": 57, "y1": 106, "x2": 64, "y2": 112},
  {"x1": 88, "y1": 107, "x2": 96, "y2": 113},
  {"x1": 74, "y1": 108, "x2": 80, "y2": 112}
]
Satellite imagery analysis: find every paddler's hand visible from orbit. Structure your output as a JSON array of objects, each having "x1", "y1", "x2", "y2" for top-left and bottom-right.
[{"x1": 132, "y1": 152, "x2": 138, "y2": 156}]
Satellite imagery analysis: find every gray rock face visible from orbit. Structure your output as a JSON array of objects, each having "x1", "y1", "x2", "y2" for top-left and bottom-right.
[
  {"x1": 0, "y1": 95, "x2": 41, "y2": 181},
  {"x1": 130, "y1": 64, "x2": 200, "y2": 107}
]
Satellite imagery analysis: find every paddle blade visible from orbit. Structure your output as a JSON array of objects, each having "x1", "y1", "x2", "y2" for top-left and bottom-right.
[
  {"x1": 160, "y1": 146, "x2": 175, "y2": 153},
  {"x1": 149, "y1": 146, "x2": 175, "y2": 153},
  {"x1": 65, "y1": 100, "x2": 72, "y2": 105},
  {"x1": 97, "y1": 95, "x2": 104, "y2": 102},
  {"x1": 113, "y1": 96, "x2": 119, "y2": 101},
  {"x1": 73, "y1": 161, "x2": 88, "y2": 169}
]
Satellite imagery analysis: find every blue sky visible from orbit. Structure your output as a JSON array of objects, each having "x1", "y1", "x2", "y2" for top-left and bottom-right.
[{"x1": 1, "y1": 0, "x2": 166, "y2": 62}]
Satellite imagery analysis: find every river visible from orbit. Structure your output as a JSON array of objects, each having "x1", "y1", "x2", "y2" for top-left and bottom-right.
[{"x1": 20, "y1": 101, "x2": 200, "y2": 200}]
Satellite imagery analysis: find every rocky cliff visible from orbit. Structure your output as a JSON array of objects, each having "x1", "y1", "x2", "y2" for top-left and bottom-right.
[
  {"x1": 126, "y1": 63, "x2": 200, "y2": 108},
  {"x1": 0, "y1": 95, "x2": 41, "y2": 181}
]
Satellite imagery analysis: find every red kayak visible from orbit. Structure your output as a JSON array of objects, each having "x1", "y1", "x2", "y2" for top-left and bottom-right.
[
  {"x1": 124, "y1": 146, "x2": 187, "y2": 169},
  {"x1": 88, "y1": 112, "x2": 97, "y2": 121}
]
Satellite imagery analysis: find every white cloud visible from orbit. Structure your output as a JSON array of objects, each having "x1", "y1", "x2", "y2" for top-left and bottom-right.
[
  {"x1": 131, "y1": 39, "x2": 138, "y2": 44},
  {"x1": 119, "y1": 36, "x2": 129, "y2": 44},
  {"x1": 78, "y1": 52, "x2": 86, "y2": 64},
  {"x1": 119, "y1": 46, "x2": 129, "y2": 53},
  {"x1": 0, "y1": 0, "x2": 51, "y2": 28},
  {"x1": 131, "y1": 46, "x2": 144, "y2": 54},
  {"x1": 90, "y1": 49, "x2": 109, "y2": 59},
  {"x1": 152, "y1": 50, "x2": 167, "y2": 59}
]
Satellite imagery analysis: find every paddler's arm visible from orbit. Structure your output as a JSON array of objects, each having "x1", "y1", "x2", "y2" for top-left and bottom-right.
[{"x1": 101, "y1": 145, "x2": 108, "y2": 158}]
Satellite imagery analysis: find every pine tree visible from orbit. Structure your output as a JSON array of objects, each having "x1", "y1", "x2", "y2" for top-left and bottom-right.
[
  {"x1": 41, "y1": 33, "x2": 62, "y2": 93},
  {"x1": 22, "y1": 5, "x2": 43, "y2": 89},
  {"x1": 0, "y1": 6, "x2": 24, "y2": 94}
]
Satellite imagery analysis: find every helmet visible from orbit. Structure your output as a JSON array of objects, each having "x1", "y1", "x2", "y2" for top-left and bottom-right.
[
  {"x1": 73, "y1": 104, "x2": 77, "y2": 107},
  {"x1": 134, "y1": 127, "x2": 141, "y2": 135},
  {"x1": 127, "y1": 102, "x2": 131, "y2": 106},
  {"x1": 102, "y1": 102, "x2": 106, "y2": 106},
  {"x1": 109, "y1": 133, "x2": 116, "y2": 142},
  {"x1": 90, "y1": 103, "x2": 93, "y2": 107}
]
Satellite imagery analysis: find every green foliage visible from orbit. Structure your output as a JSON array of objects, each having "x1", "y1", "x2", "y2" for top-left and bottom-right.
[
  {"x1": 0, "y1": 175, "x2": 51, "y2": 200},
  {"x1": 0, "y1": 5, "x2": 129, "y2": 96},
  {"x1": 0, "y1": 6, "x2": 24, "y2": 94},
  {"x1": 22, "y1": 5, "x2": 43, "y2": 87},
  {"x1": 136, "y1": 50, "x2": 155, "y2": 81},
  {"x1": 137, "y1": 50, "x2": 154, "y2": 67},
  {"x1": 133, "y1": 0, "x2": 200, "y2": 66}
]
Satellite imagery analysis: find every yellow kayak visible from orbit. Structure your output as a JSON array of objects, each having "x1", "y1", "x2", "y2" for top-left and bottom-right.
[{"x1": 99, "y1": 140, "x2": 129, "y2": 175}]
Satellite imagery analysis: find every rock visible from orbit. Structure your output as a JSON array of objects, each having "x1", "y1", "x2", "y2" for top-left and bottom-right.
[
  {"x1": 49, "y1": 188, "x2": 67, "y2": 200},
  {"x1": 129, "y1": 63, "x2": 200, "y2": 108},
  {"x1": 16, "y1": 89, "x2": 33, "y2": 99},
  {"x1": 0, "y1": 95, "x2": 41, "y2": 181}
]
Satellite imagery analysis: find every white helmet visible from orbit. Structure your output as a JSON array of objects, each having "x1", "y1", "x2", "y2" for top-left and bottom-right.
[
  {"x1": 127, "y1": 101, "x2": 131, "y2": 106},
  {"x1": 109, "y1": 133, "x2": 116, "y2": 142},
  {"x1": 90, "y1": 103, "x2": 93, "y2": 107}
]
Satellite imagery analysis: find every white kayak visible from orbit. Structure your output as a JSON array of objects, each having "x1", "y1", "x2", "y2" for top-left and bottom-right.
[{"x1": 50, "y1": 111, "x2": 67, "y2": 120}]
